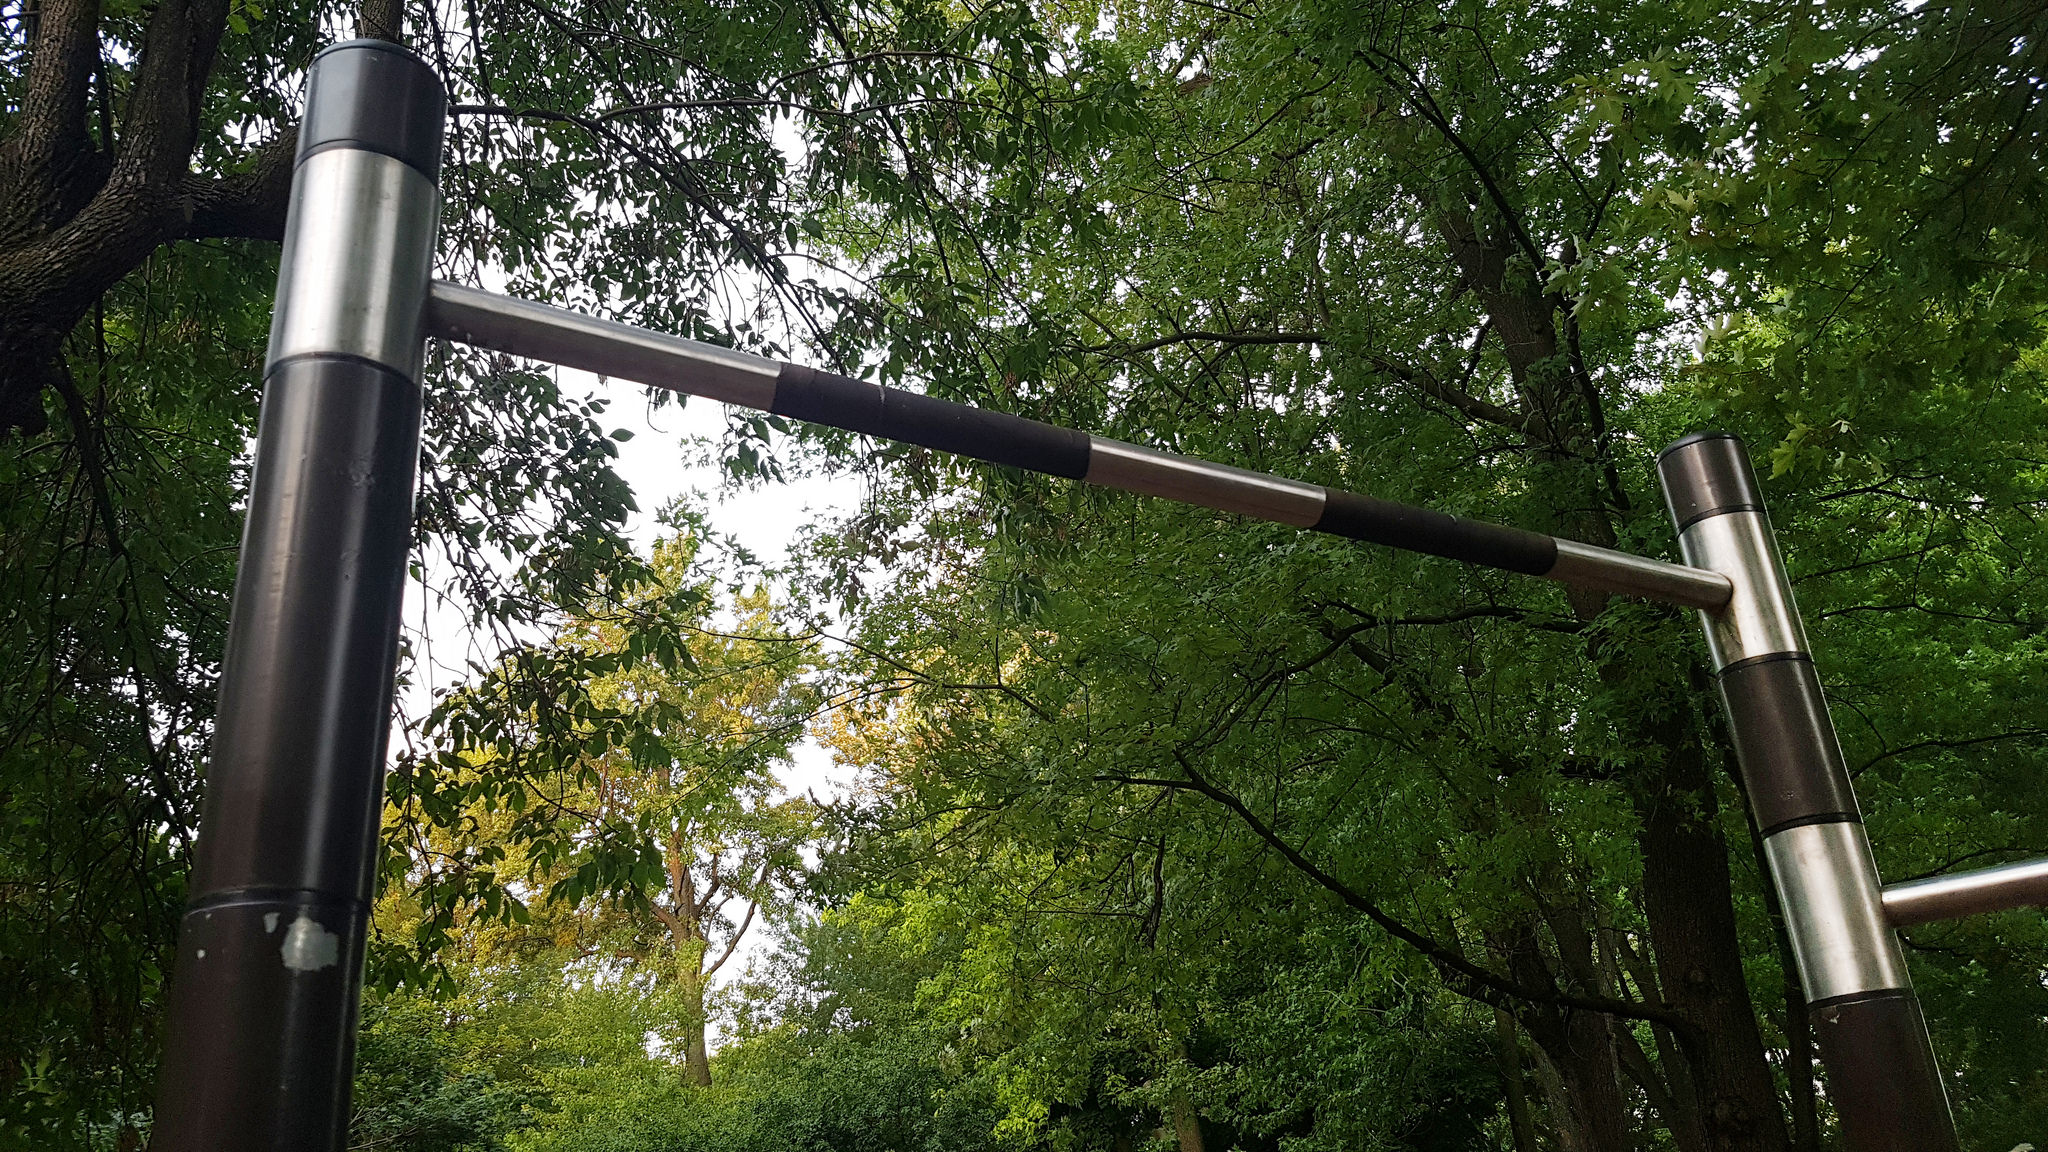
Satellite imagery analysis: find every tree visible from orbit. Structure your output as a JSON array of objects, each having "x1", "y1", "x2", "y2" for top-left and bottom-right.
[
  {"x1": 390, "y1": 523, "x2": 820, "y2": 1089},
  {"x1": 8, "y1": 0, "x2": 2047, "y2": 1147},
  {"x1": 785, "y1": 1, "x2": 2048, "y2": 1147}
]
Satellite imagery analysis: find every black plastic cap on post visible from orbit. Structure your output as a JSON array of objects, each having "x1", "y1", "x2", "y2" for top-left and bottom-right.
[
  {"x1": 298, "y1": 39, "x2": 447, "y2": 180},
  {"x1": 1656, "y1": 431, "x2": 1763, "y2": 532}
]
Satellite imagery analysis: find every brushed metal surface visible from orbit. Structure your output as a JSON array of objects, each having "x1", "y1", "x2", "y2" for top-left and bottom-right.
[
  {"x1": 268, "y1": 148, "x2": 440, "y2": 379},
  {"x1": 1766, "y1": 822, "x2": 1911, "y2": 1002},
  {"x1": 425, "y1": 281, "x2": 780, "y2": 410},
  {"x1": 1678, "y1": 509, "x2": 1810, "y2": 667},
  {"x1": 1884, "y1": 856, "x2": 2048, "y2": 927},
  {"x1": 1545, "y1": 538, "x2": 1731, "y2": 610},
  {"x1": 1083, "y1": 437, "x2": 1327, "y2": 527}
]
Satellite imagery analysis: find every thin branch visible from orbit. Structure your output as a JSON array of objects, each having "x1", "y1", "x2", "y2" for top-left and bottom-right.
[
  {"x1": 703, "y1": 898, "x2": 757, "y2": 978},
  {"x1": 1856, "y1": 729, "x2": 2048, "y2": 775},
  {"x1": 1094, "y1": 330, "x2": 1326, "y2": 357},
  {"x1": 1102, "y1": 756, "x2": 1695, "y2": 1033}
]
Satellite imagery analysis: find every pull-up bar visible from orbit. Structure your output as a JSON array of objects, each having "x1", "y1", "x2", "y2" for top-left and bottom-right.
[
  {"x1": 148, "y1": 40, "x2": 2032, "y2": 1152},
  {"x1": 425, "y1": 282, "x2": 1732, "y2": 610}
]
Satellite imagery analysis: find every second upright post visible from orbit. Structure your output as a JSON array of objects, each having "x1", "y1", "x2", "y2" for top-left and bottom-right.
[{"x1": 1657, "y1": 433, "x2": 1956, "y2": 1151}]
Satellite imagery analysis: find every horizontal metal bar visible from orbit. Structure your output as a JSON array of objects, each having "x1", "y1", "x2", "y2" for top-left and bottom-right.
[
  {"x1": 424, "y1": 282, "x2": 1731, "y2": 610},
  {"x1": 426, "y1": 280, "x2": 779, "y2": 409},
  {"x1": 1883, "y1": 857, "x2": 2048, "y2": 927},
  {"x1": 1549, "y1": 538, "x2": 1732, "y2": 610},
  {"x1": 1083, "y1": 437, "x2": 1327, "y2": 528}
]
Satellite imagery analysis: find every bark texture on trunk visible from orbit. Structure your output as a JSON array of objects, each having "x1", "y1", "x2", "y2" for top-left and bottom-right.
[
  {"x1": 1430, "y1": 198, "x2": 1793, "y2": 1150},
  {"x1": 0, "y1": 0, "x2": 303, "y2": 437},
  {"x1": 1494, "y1": 1009, "x2": 1540, "y2": 1152},
  {"x1": 1170, "y1": 1092, "x2": 1205, "y2": 1152},
  {"x1": 650, "y1": 825, "x2": 765, "y2": 1089},
  {"x1": 680, "y1": 970, "x2": 713, "y2": 1088},
  {"x1": 1629, "y1": 723, "x2": 1790, "y2": 1151}
]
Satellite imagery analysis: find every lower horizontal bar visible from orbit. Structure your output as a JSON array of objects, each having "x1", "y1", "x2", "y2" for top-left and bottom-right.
[
  {"x1": 424, "y1": 282, "x2": 1732, "y2": 610},
  {"x1": 1883, "y1": 857, "x2": 2048, "y2": 927}
]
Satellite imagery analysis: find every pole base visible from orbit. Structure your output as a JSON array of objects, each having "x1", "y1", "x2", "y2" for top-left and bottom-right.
[{"x1": 150, "y1": 892, "x2": 367, "y2": 1151}]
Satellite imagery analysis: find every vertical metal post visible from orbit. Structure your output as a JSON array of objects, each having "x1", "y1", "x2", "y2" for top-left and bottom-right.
[
  {"x1": 151, "y1": 41, "x2": 443, "y2": 1152},
  {"x1": 1658, "y1": 433, "x2": 1957, "y2": 1152}
]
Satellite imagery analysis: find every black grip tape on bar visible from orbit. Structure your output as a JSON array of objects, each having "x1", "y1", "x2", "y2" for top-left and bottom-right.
[
  {"x1": 772, "y1": 364, "x2": 1092, "y2": 479},
  {"x1": 1313, "y1": 489, "x2": 1558, "y2": 575}
]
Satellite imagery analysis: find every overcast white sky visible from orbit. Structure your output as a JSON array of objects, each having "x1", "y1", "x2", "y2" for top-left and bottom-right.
[{"x1": 396, "y1": 364, "x2": 858, "y2": 782}]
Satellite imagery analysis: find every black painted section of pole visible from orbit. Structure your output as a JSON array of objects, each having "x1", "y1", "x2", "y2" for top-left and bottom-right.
[
  {"x1": 1658, "y1": 433, "x2": 1957, "y2": 1152},
  {"x1": 1716, "y1": 654, "x2": 1862, "y2": 834},
  {"x1": 1658, "y1": 429, "x2": 1766, "y2": 530},
  {"x1": 1812, "y1": 991, "x2": 1954, "y2": 1152},
  {"x1": 295, "y1": 40, "x2": 447, "y2": 179},
  {"x1": 151, "y1": 42, "x2": 444, "y2": 1152}
]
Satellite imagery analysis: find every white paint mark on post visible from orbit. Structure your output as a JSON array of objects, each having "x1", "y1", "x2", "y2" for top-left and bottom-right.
[
  {"x1": 280, "y1": 915, "x2": 341, "y2": 972},
  {"x1": 263, "y1": 911, "x2": 281, "y2": 933}
]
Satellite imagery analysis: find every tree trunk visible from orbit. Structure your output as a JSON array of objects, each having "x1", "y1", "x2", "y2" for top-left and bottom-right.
[
  {"x1": 1433, "y1": 201, "x2": 1791, "y2": 1150},
  {"x1": 1495, "y1": 1008, "x2": 1540, "y2": 1152},
  {"x1": 1629, "y1": 709, "x2": 1791, "y2": 1152},
  {"x1": 1496, "y1": 918, "x2": 1631, "y2": 1151},
  {"x1": 1169, "y1": 1092, "x2": 1205, "y2": 1152},
  {"x1": 681, "y1": 969, "x2": 713, "y2": 1087}
]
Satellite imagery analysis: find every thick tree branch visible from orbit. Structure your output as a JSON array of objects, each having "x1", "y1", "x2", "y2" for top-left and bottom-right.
[
  {"x1": 1358, "y1": 46, "x2": 1545, "y2": 273},
  {"x1": 112, "y1": 0, "x2": 230, "y2": 195},
  {"x1": 176, "y1": 130, "x2": 300, "y2": 242},
  {"x1": 0, "y1": 0, "x2": 104, "y2": 243},
  {"x1": 1093, "y1": 330, "x2": 1327, "y2": 357},
  {"x1": 1368, "y1": 351, "x2": 1529, "y2": 435}
]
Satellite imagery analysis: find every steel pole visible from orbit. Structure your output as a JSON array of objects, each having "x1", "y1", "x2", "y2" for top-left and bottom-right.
[
  {"x1": 1657, "y1": 433, "x2": 1957, "y2": 1152},
  {"x1": 151, "y1": 41, "x2": 443, "y2": 1152},
  {"x1": 1885, "y1": 856, "x2": 2048, "y2": 927}
]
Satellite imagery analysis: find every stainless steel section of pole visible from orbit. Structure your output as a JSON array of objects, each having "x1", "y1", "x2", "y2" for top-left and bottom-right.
[
  {"x1": 425, "y1": 280, "x2": 780, "y2": 409},
  {"x1": 1764, "y1": 821, "x2": 1911, "y2": 1000},
  {"x1": 268, "y1": 150, "x2": 440, "y2": 378},
  {"x1": 1663, "y1": 510, "x2": 1809, "y2": 664},
  {"x1": 150, "y1": 40, "x2": 445, "y2": 1152},
  {"x1": 1885, "y1": 856, "x2": 2048, "y2": 927},
  {"x1": 1082, "y1": 436, "x2": 1327, "y2": 527},
  {"x1": 427, "y1": 283, "x2": 1731, "y2": 609},
  {"x1": 1658, "y1": 431, "x2": 1956, "y2": 1152}
]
